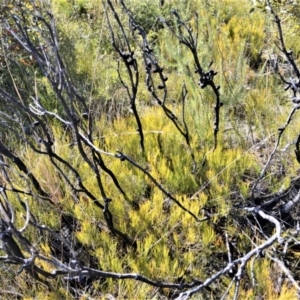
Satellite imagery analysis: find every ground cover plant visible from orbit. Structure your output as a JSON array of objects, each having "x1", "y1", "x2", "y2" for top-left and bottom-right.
[{"x1": 1, "y1": 0, "x2": 300, "y2": 299}]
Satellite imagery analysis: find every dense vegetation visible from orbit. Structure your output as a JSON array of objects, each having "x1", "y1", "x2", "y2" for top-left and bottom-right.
[{"x1": 1, "y1": 0, "x2": 300, "y2": 299}]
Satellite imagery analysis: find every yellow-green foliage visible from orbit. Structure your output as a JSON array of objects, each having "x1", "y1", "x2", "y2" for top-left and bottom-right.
[{"x1": 2, "y1": 0, "x2": 300, "y2": 299}]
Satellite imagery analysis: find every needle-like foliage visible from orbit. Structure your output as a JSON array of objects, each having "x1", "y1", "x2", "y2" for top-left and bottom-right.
[{"x1": 0, "y1": 0, "x2": 300, "y2": 299}]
